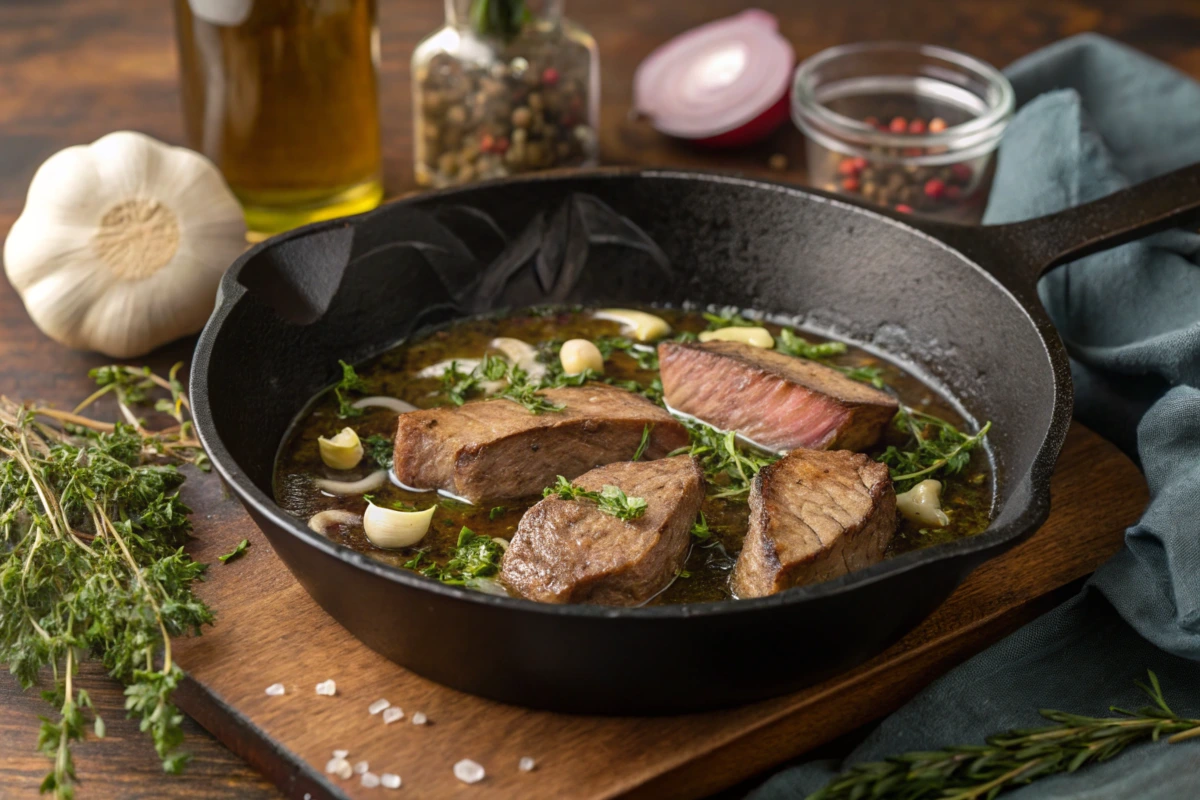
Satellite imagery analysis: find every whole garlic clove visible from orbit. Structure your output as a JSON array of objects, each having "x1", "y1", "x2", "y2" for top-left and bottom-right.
[
  {"x1": 363, "y1": 501, "x2": 436, "y2": 549},
  {"x1": 559, "y1": 339, "x2": 604, "y2": 376},
  {"x1": 4, "y1": 131, "x2": 247, "y2": 358},
  {"x1": 699, "y1": 326, "x2": 775, "y2": 349},
  {"x1": 318, "y1": 427, "x2": 364, "y2": 471},
  {"x1": 896, "y1": 479, "x2": 951, "y2": 528},
  {"x1": 593, "y1": 309, "x2": 671, "y2": 342}
]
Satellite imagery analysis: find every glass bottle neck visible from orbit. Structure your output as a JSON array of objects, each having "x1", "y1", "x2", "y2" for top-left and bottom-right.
[{"x1": 445, "y1": 0, "x2": 564, "y2": 29}]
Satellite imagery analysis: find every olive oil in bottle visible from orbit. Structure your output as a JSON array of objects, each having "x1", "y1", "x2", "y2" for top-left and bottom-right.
[{"x1": 175, "y1": 0, "x2": 383, "y2": 234}]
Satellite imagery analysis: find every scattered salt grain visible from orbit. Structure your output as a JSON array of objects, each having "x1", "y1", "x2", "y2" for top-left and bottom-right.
[
  {"x1": 361, "y1": 772, "x2": 381, "y2": 788},
  {"x1": 335, "y1": 761, "x2": 353, "y2": 780},
  {"x1": 354, "y1": 760, "x2": 370, "y2": 775},
  {"x1": 304, "y1": 794, "x2": 312, "y2": 800},
  {"x1": 265, "y1": 683, "x2": 285, "y2": 696},
  {"x1": 519, "y1": 756, "x2": 536, "y2": 772},
  {"x1": 333, "y1": 749, "x2": 349, "y2": 759},
  {"x1": 368, "y1": 699, "x2": 390, "y2": 715},
  {"x1": 316, "y1": 680, "x2": 337, "y2": 696},
  {"x1": 454, "y1": 759, "x2": 486, "y2": 784},
  {"x1": 325, "y1": 757, "x2": 352, "y2": 779},
  {"x1": 411, "y1": 711, "x2": 428, "y2": 725},
  {"x1": 382, "y1": 706, "x2": 404, "y2": 724},
  {"x1": 381, "y1": 773, "x2": 402, "y2": 789}
]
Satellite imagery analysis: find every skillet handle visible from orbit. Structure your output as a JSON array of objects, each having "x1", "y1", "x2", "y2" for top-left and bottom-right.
[{"x1": 914, "y1": 162, "x2": 1200, "y2": 295}]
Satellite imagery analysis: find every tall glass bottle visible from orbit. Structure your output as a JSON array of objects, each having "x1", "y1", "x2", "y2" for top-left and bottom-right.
[
  {"x1": 412, "y1": 0, "x2": 599, "y2": 187},
  {"x1": 175, "y1": 0, "x2": 383, "y2": 235}
]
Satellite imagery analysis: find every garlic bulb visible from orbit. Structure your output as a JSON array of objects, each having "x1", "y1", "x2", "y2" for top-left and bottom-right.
[
  {"x1": 318, "y1": 427, "x2": 364, "y2": 471},
  {"x1": 896, "y1": 479, "x2": 951, "y2": 528},
  {"x1": 363, "y1": 501, "x2": 436, "y2": 549},
  {"x1": 4, "y1": 131, "x2": 247, "y2": 358},
  {"x1": 593, "y1": 309, "x2": 671, "y2": 342}
]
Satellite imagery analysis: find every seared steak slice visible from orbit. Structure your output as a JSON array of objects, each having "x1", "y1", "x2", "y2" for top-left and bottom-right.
[
  {"x1": 500, "y1": 456, "x2": 704, "y2": 605},
  {"x1": 658, "y1": 340, "x2": 898, "y2": 452},
  {"x1": 392, "y1": 384, "x2": 688, "y2": 503},
  {"x1": 732, "y1": 449, "x2": 896, "y2": 597}
]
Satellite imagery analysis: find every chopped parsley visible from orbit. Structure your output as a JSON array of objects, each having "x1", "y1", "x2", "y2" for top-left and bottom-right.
[
  {"x1": 334, "y1": 360, "x2": 367, "y2": 419},
  {"x1": 690, "y1": 512, "x2": 713, "y2": 540},
  {"x1": 543, "y1": 476, "x2": 648, "y2": 521},
  {"x1": 363, "y1": 433, "x2": 394, "y2": 470},
  {"x1": 489, "y1": 506, "x2": 507, "y2": 520},
  {"x1": 218, "y1": 539, "x2": 250, "y2": 564},
  {"x1": 409, "y1": 527, "x2": 505, "y2": 586},
  {"x1": 632, "y1": 424, "x2": 652, "y2": 461}
]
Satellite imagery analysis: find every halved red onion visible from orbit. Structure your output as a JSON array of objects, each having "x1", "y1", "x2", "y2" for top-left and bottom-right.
[{"x1": 634, "y1": 9, "x2": 795, "y2": 147}]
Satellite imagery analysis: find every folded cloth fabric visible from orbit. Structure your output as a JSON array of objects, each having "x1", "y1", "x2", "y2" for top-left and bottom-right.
[{"x1": 750, "y1": 34, "x2": 1200, "y2": 800}]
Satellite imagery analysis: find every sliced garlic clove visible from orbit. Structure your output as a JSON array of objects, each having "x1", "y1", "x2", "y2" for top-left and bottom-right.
[
  {"x1": 593, "y1": 309, "x2": 671, "y2": 342},
  {"x1": 318, "y1": 427, "x2": 364, "y2": 470},
  {"x1": 352, "y1": 396, "x2": 418, "y2": 414},
  {"x1": 489, "y1": 337, "x2": 546, "y2": 381},
  {"x1": 315, "y1": 470, "x2": 387, "y2": 496},
  {"x1": 308, "y1": 509, "x2": 363, "y2": 535},
  {"x1": 896, "y1": 479, "x2": 951, "y2": 528},
  {"x1": 363, "y1": 501, "x2": 435, "y2": 549},
  {"x1": 559, "y1": 339, "x2": 604, "y2": 376},
  {"x1": 698, "y1": 326, "x2": 775, "y2": 349}
]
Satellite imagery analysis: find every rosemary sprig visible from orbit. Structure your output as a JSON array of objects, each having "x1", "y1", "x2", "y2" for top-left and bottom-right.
[
  {"x1": 810, "y1": 671, "x2": 1200, "y2": 800},
  {"x1": 877, "y1": 407, "x2": 991, "y2": 493},
  {"x1": 669, "y1": 419, "x2": 779, "y2": 501},
  {"x1": 1, "y1": 368, "x2": 214, "y2": 798},
  {"x1": 543, "y1": 476, "x2": 648, "y2": 520}
]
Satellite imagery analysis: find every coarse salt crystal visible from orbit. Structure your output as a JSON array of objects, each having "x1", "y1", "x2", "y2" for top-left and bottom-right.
[
  {"x1": 382, "y1": 706, "x2": 404, "y2": 724},
  {"x1": 454, "y1": 759, "x2": 486, "y2": 784},
  {"x1": 519, "y1": 756, "x2": 536, "y2": 772},
  {"x1": 411, "y1": 711, "x2": 428, "y2": 725},
  {"x1": 316, "y1": 679, "x2": 337, "y2": 696},
  {"x1": 335, "y1": 761, "x2": 353, "y2": 780},
  {"x1": 325, "y1": 758, "x2": 343, "y2": 774},
  {"x1": 265, "y1": 683, "x2": 285, "y2": 696},
  {"x1": 354, "y1": 760, "x2": 370, "y2": 775},
  {"x1": 368, "y1": 699, "x2": 390, "y2": 715},
  {"x1": 333, "y1": 749, "x2": 349, "y2": 759},
  {"x1": 381, "y1": 773, "x2": 402, "y2": 789},
  {"x1": 361, "y1": 772, "x2": 381, "y2": 788},
  {"x1": 326, "y1": 757, "x2": 351, "y2": 778}
]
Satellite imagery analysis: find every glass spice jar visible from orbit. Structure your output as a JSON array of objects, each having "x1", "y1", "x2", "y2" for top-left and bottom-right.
[
  {"x1": 412, "y1": 0, "x2": 599, "y2": 187},
  {"x1": 792, "y1": 42, "x2": 1014, "y2": 221}
]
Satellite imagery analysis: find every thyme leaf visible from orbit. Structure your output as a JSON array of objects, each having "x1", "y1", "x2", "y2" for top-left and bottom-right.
[
  {"x1": 543, "y1": 476, "x2": 648, "y2": 520},
  {"x1": 809, "y1": 671, "x2": 1200, "y2": 800},
  {"x1": 334, "y1": 360, "x2": 367, "y2": 419},
  {"x1": 218, "y1": 539, "x2": 250, "y2": 564},
  {"x1": 669, "y1": 420, "x2": 779, "y2": 501},
  {"x1": 594, "y1": 336, "x2": 660, "y2": 370},
  {"x1": 690, "y1": 511, "x2": 712, "y2": 540}
]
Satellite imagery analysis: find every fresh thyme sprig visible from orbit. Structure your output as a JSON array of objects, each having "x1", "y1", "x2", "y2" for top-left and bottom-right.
[
  {"x1": 405, "y1": 527, "x2": 505, "y2": 586},
  {"x1": 0, "y1": 368, "x2": 214, "y2": 798},
  {"x1": 670, "y1": 419, "x2": 779, "y2": 501},
  {"x1": 595, "y1": 336, "x2": 660, "y2": 370},
  {"x1": 543, "y1": 476, "x2": 648, "y2": 520},
  {"x1": 878, "y1": 407, "x2": 991, "y2": 493},
  {"x1": 810, "y1": 671, "x2": 1200, "y2": 800}
]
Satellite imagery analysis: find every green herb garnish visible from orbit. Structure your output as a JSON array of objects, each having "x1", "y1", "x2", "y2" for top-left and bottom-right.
[
  {"x1": 0, "y1": 372, "x2": 214, "y2": 796},
  {"x1": 775, "y1": 328, "x2": 848, "y2": 360},
  {"x1": 670, "y1": 420, "x2": 779, "y2": 500},
  {"x1": 632, "y1": 425, "x2": 652, "y2": 462},
  {"x1": 363, "y1": 433, "x2": 394, "y2": 470},
  {"x1": 594, "y1": 336, "x2": 660, "y2": 370},
  {"x1": 333, "y1": 360, "x2": 367, "y2": 419},
  {"x1": 690, "y1": 512, "x2": 712, "y2": 540},
  {"x1": 810, "y1": 671, "x2": 1200, "y2": 800},
  {"x1": 392, "y1": 500, "x2": 418, "y2": 511},
  {"x1": 470, "y1": 0, "x2": 530, "y2": 40},
  {"x1": 877, "y1": 407, "x2": 991, "y2": 493},
  {"x1": 543, "y1": 476, "x2": 648, "y2": 521},
  {"x1": 702, "y1": 309, "x2": 758, "y2": 330},
  {"x1": 417, "y1": 527, "x2": 506, "y2": 585},
  {"x1": 489, "y1": 506, "x2": 507, "y2": 520},
  {"x1": 218, "y1": 539, "x2": 250, "y2": 564}
]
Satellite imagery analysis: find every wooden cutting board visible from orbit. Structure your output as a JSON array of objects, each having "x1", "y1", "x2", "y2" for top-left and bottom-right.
[{"x1": 170, "y1": 422, "x2": 1145, "y2": 800}]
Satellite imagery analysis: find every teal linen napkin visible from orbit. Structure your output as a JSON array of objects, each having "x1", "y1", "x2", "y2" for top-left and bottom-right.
[{"x1": 750, "y1": 34, "x2": 1200, "y2": 800}]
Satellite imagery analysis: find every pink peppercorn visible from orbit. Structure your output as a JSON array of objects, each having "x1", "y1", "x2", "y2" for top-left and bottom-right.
[
  {"x1": 907, "y1": 118, "x2": 927, "y2": 134},
  {"x1": 541, "y1": 67, "x2": 560, "y2": 86},
  {"x1": 895, "y1": 204, "x2": 914, "y2": 213},
  {"x1": 924, "y1": 178, "x2": 946, "y2": 199},
  {"x1": 493, "y1": 136, "x2": 510, "y2": 155},
  {"x1": 480, "y1": 133, "x2": 495, "y2": 152},
  {"x1": 951, "y1": 163, "x2": 973, "y2": 181},
  {"x1": 837, "y1": 158, "x2": 861, "y2": 177},
  {"x1": 841, "y1": 177, "x2": 860, "y2": 192},
  {"x1": 928, "y1": 117, "x2": 948, "y2": 133},
  {"x1": 888, "y1": 116, "x2": 908, "y2": 133}
]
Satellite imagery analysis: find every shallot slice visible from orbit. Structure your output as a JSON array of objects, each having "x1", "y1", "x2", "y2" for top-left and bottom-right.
[
  {"x1": 315, "y1": 470, "x2": 387, "y2": 496},
  {"x1": 308, "y1": 510, "x2": 363, "y2": 535},
  {"x1": 352, "y1": 396, "x2": 418, "y2": 414}
]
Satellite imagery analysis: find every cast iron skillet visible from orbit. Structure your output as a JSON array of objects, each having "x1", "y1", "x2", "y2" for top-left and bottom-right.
[{"x1": 191, "y1": 165, "x2": 1200, "y2": 714}]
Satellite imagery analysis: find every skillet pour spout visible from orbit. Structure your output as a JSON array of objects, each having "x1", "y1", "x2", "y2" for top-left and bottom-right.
[{"x1": 191, "y1": 164, "x2": 1200, "y2": 713}]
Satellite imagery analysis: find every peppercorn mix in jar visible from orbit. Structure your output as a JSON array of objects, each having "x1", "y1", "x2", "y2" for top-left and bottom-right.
[{"x1": 412, "y1": 0, "x2": 599, "y2": 187}]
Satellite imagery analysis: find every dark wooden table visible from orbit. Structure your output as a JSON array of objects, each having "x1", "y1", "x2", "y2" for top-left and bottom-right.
[{"x1": 0, "y1": 0, "x2": 1196, "y2": 796}]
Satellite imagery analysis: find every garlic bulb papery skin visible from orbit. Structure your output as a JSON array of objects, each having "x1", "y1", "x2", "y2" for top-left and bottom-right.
[
  {"x1": 4, "y1": 131, "x2": 247, "y2": 358},
  {"x1": 363, "y1": 502, "x2": 436, "y2": 549}
]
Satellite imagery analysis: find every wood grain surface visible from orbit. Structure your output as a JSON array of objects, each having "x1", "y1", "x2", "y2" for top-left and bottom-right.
[{"x1": 0, "y1": 0, "x2": 1191, "y2": 796}]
